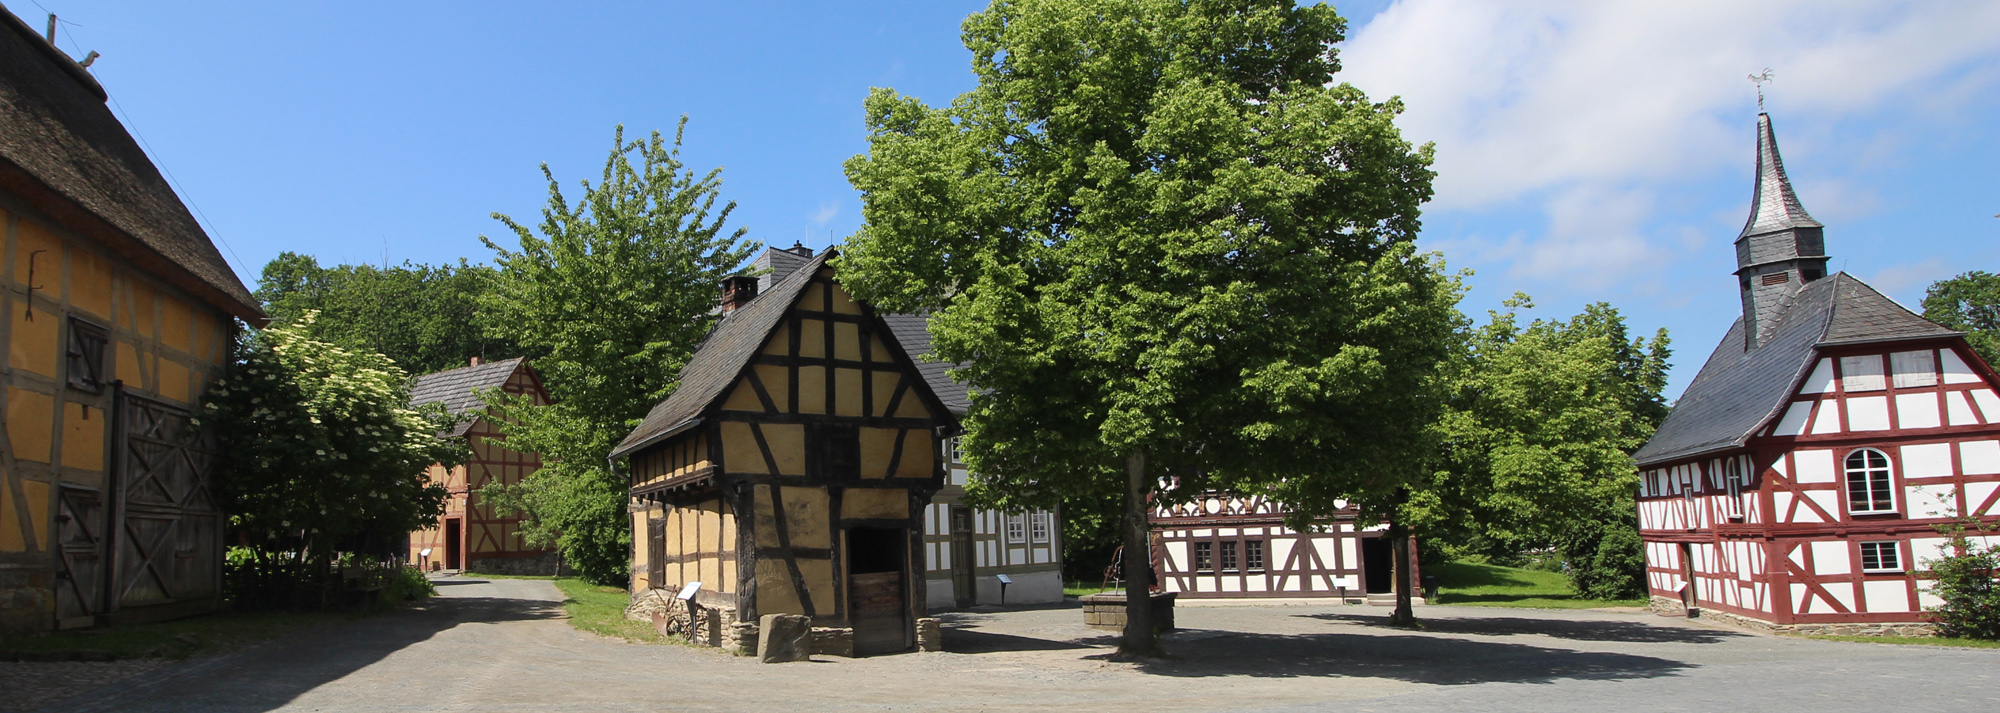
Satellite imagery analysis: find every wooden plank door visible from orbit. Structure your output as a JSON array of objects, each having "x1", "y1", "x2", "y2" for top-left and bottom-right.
[
  {"x1": 847, "y1": 526, "x2": 908, "y2": 656},
  {"x1": 54, "y1": 485, "x2": 106, "y2": 627},
  {"x1": 949, "y1": 507, "x2": 975, "y2": 608},
  {"x1": 109, "y1": 392, "x2": 221, "y2": 614}
]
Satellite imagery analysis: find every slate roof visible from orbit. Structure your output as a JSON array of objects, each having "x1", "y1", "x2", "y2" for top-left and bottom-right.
[
  {"x1": 0, "y1": 9, "x2": 260, "y2": 320},
  {"x1": 409, "y1": 357, "x2": 528, "y2": 437},
  {"x1": 1634, "y1": 274, "x2": 1962, "y2": 466},
  {"x1": 1738, "y1": 113, "x2": 1823, "y2": 241},
  {"x1": 882, "y1": 313, "x2": 971, "y2": 416}
]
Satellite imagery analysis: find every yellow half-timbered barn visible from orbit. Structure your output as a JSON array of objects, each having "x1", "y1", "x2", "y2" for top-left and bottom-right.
[
  {"x1": 405, "y1": 357, "x2": 557, "y2": 575},
  {"x1": 614, "y1": 248, "x2": 957, "y2": 656},
  {"x1": 0, "y1": 11, "x2": 263, "y2": 634}
]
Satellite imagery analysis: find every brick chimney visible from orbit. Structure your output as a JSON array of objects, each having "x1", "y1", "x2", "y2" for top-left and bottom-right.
[
  {"x1": 720, "y1": 275, "x2": 759, "y2": 313},
  {"x1": 470, "y1": 356, "x2": 483, "y2": 367}
]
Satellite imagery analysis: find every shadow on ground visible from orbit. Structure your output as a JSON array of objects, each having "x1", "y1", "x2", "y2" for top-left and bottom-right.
[
  {"x1": 47, "y1": 594, "x2": 564, "y2": 713},
  {"x1": 1305, "y1": 612, "x2": 1748, "y2": 645},
  {"x1": 1097, "y1": 628, "x2": 1697, "y2": 685}
]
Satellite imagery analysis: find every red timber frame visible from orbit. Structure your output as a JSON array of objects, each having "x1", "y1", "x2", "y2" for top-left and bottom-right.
[
  {"x1": 1639, "y1": 338, "x2": 2000, "y2": 627},
  {"x1": 1150, "y1": 491, "x2": 1410, "y2": 600}
]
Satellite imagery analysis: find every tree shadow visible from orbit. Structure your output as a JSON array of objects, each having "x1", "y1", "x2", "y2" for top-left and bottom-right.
[
  {"x1": 1430, "y1": 562, "x2": 1541, "y2": 589},
  {"x1": 1303, "y1": 612, "x2": 1748, "y2": 645},
  {"x1": 1102, "y1": 630, "x2": 1696, "y2": 685},
  {"x1": 944, "y1": 628, "x2": 1098, "y2": 653},
  {"x1": 43, "y1": 593, "x2": 565, "y2": 713}
]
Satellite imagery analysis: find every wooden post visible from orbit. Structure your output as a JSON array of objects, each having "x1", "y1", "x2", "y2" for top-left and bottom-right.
[{"x1": 1119, "y1": 449, "x2": 1161, "y2": 656}]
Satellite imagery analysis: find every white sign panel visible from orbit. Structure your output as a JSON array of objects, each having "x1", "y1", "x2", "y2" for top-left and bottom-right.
[{"x1": 677, "y1": 582, "x2": 703, "y2": 601}]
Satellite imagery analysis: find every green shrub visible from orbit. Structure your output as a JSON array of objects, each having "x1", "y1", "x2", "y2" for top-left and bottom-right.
[
  {"x1": 1926, "y1": 534, "x2": 2000, "y2": 640},
  {"x1": 1562, "y1": 521, "x2": 1647, "y2": 600},
  {"x1": 381, "y1": 567, "x2": 437, "y2": 604}
]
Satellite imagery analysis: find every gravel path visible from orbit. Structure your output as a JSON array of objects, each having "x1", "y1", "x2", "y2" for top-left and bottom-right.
[{"x1": 32, "y1": 577, "x2": 2000, "y2": 712}]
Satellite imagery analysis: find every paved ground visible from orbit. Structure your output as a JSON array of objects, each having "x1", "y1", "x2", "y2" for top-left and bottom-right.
[{"x1": 31, "y1": 577, "x2": 2000, "y2": 712}]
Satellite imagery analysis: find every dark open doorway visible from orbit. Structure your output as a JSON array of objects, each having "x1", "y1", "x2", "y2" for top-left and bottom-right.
[
  {"x1": 847, "y1": 526, "x2": 907, "y2": 656},
  {"x1": 1362, "y1": 536, "x2": 1392, "y2": 595},
  {"x1": 444, "y1": 519, "x2": 461, "y2": 570}
]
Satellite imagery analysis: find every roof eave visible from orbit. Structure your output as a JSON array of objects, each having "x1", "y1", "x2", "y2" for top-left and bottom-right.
[
  {"x1": 610, "y1": 417, "x2": 702, "y2": 463},
  {"x1": 1816, "y1": 332, "x2": 1965, "y2": 348}
]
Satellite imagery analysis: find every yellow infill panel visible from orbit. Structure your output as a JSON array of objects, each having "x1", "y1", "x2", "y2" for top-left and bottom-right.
[
  {"x1": 753, "y1": 365, "x2": 790, "y2": 412},
  {"x1": 61, "y1": 402, "x2": 104, "y2": 473},
  {"x1": 160, "y1": 296, "x2": 191, "y2": 353},
  {"x1": 834, "y1": 369, "x2": 863, "y2": 416},
  {"x1": 834, "y1": 322, "x2": 861, "y2": 361},
  {"x1": 760, "y1": 423, "x2": 805, "y2": 475},
  {"x1": 70, "y1": 250, "x2": 113, "y2": 320},
  {"x1": 7, "y1": 388, "x2": 54, "y2": 463},
  {"x1": 798, "y1": 319, "x2": 826, "y2": 358},
  {"x1": 797, "y1": 366, "x2": 827, "y2": 414},
  {"x1": 721, "y1": 422, "x2": 765, "y2": 474},
  {"x1": 844, "y1": 487, "x2": 907, "y2": 520},
  {"x1": 9, "y1": 308, "x2": 58, "y2": 377},
  {"x1": 859, "y1": 427, "x2": 898, "y2": 478},
  {"x1": 896, "y1": 430, "x2": 935, "y2": 478}
]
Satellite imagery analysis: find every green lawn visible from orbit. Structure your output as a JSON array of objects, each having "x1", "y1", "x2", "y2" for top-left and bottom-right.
[
  {"x1": 551, "y1": 577, "x2": 671, "y2": 643},
  {"x1": 1800, "y1": 634, "x2": 2000, "y2": 649},
  {"x1": 1065, "y1": 581, "x2": 1112, "y2": 598},
  {"x1": 1, "y1": 609, "x2": 365, "y2": 660},
  {"x1": 1429, "y1": 560, "x2": 1648, "y2": 609}
]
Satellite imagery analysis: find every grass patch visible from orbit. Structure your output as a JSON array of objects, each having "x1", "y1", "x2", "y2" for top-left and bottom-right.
[
  {"x1": 1430, "y1": 561, "x2": 1647, "y2": 610},
  {"x1": 1065, "y1": 581, "x2": 1112, "y2": 598},
  {"x1": 2, "y1": 609, "x2": 364, "y2": 660},
  {"x1": 551, "y1": 577, "x2": 671, "y2": 644},
  {"x1": 1797, "y1": 634, "x2": 2000, "y2": 649}
]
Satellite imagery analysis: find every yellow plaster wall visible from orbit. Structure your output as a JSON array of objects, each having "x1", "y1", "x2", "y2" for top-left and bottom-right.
[
  {"x1": 0, "y1": 478, "x2": 49, "y2": 552},
  {"x1": 763, "y1": 322, "x2": 791, "y2": 355},
  {"x1": 798, "y1": 319, "x2": 825, "y2": 358},
  {"x1": 70, "y1": 250, "x2": 112, "y2": 320},
  {"x1": 115, "y1": 339, "x2": 143, "y2": 388},
  {"x1": 13, "y1": 219, "x2": 59, "y2": 286},
  {"x1": 867, "y1": 334, "x2": 891, "y2": 363},
  {"x1": 797, "y1": 366, "x2": 826, "y2": 414},
  {"x1": 756, "y1": 558, "x2": 802, "y2": 614},
  {"x1": 859, "y1": 427, "x2": 898, "y2": 478},
  {"x1": 721, "y1": 380, "x2": 762, "y2": 412},
  {"x1": 834, "y1": 322, "x2": 861, "y2": 361},
  {"x1": 869, "y1": 373, "x2": 900, "y2": 417},
  {"x1": 9, "y1": 309, "x2": 57, "y2": 378},
  {"x1": 828, "y1": 280, "x2": 862, "y2": 315},
  {"x1": 761, "y1": 423, "x2": 805, "y2": 475},
  {"x1": 833, "y1": 368, "x2": 863, "y2": 416},
  {"x1": 753, "y1": 365, "x2": 789, "y2": 412},
  {"x1": 7, "y1": 388, "x2": 53, "y2": 463},
  {"x1": 157, "y1": 359, "x2": 190, "y2": 404},
  {"x1": 160, "y1": 296, "x2": 191, "y2": 353},
  {"x1": 61, "y1": 402, "x2": 103, "y2": 473},
  {"x1": 896, "y1": 430, "x2": 935, "y2": 478},
  {"x1": 721, "y1": 422, "x2": 765, "y2": 474},
  {"x1": 844, "y1": 487, "x2": 908, "y2": 520}
]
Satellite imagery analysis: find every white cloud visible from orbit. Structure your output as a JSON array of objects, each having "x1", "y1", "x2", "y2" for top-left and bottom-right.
[
  {"x1": 1338, "y1": 0, "x2": 2000, "y2": 284},
  {"x1": 1867, "y1": 258, "x2": 1951, "y2": 297},
  {"x1": 809, "y1": 202, "x2": 840, "y2": 226}
]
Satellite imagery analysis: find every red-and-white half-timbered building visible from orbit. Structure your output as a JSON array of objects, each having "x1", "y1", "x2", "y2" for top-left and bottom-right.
[
  {"x1": 1151, "y1": 492, "x2": 1415, "y2": 603},
  {"x1": 405, "y1": 357, "x2": 558, "y2": 575},
  {"x1": 1633, "y1": 112, "x2": 1999, "y2": 636}
]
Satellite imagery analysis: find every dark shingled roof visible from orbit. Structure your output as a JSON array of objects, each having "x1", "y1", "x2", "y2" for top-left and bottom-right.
[
  {"x1": 409, "y1": 357, "x2": 527, "y2": 437},
  {"x1": 1739, "y1": 113, "x2": 1823, "y2": 241},
  {"x1": 881, "y1": 313, "x2": 971, "y2": 416},
  {"x1": 0, "y1": 9, "x2": 260, "y2": 320},
  {"x1": 612, "y1": 250, "x2": 833, "y2": 459},
  {"x1": 1635, "y1": 274, "x2": 1961, "y2": 466}
]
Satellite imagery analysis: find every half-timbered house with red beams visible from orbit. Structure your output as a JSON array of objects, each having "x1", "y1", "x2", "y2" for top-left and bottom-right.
[
  {"x1": 1633, "y1": 112, "x2": 2000, "y2": 635},
  {"x1": 404, "y1": 357, "x2": 556, "y2": 575},
  {"x1": 1151, "y1": 493, "x2": 1410, "y2": 602}
]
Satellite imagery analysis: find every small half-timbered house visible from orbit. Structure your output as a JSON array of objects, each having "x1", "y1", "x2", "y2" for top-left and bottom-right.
[
  {"x1": 615, "y1": 248, "x2": 958, "y2": 655},
  {"x1": 0, "y1": 10, "x2": 262, "y2": 633},
  {"x1": 1152, "y1": 493, "x2": 1407, "y2": 602},
  {"x1": 405, "y1": 357, "x2": 556, "y2": 575},
  {"x1": 1633, "y1": 112, "x2": 2000, "y2": 635}
]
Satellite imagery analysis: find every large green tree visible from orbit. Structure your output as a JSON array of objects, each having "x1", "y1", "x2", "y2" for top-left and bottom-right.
[
  {"x1": 1922, "y1": 271, "x2": 2000, "y2": 368},
  {"x1": 841, "y1": 0, "x2": 1456, "y2": 652},
  {"x1": 1409, "y1": 296, "x2": 1669, "y2": 600},
  {"x1": 478, "y1": 121, "x2": 759, "y2": 585},
  {"x1": 200, "y1": 316, "x2": 461, "y2": 607},
  {"x1": 255, "y1": 254, "x2": 520, "y2": 375}
]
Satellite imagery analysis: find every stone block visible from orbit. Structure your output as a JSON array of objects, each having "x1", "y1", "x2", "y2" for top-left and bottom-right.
[
  {"x1": 757, "y1": 613, "x2": 812, "y2": 663},
  {"x1": 915, "y1": 617, "x2": 942, "y2": 652},
  {"x1": 810, "y1": 627, "x2": 854, "y2": 657},
  {"x1": 1080, "y1": 591, "x2": 1176, "y2": 631}
]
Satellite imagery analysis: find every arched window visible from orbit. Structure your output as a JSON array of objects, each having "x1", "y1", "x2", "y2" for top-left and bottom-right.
[{"x1": 1844, "y1": 449, "x2": 1896, "y2": 514}]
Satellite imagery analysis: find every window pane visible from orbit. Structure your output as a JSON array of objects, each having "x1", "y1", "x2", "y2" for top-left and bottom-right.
[
  {"x1": 1891, "y1": 350, "x2": 1938, "y2": 388},
  {"x1": 1860, "y1": 543, "x2": 1880, "y2": 571},
  {"x1": 1194, "y1": 542, "x2": 1211, "y2": 572},
  {"x1": 1220, "y1": 541, "x2": 1237, "y2": 571},
  {"x1": 1840, "y1": 355, "x2": 1885, "y2": 392},
  {"x1": 1246, "y1": 540, "x2": 1264, "y2": 570}
]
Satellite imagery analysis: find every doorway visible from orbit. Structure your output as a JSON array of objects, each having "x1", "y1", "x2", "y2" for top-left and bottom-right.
[
  {"x1": 1678, "y1": 543, "x2": 1697, "y2": 612},
  {"x1": 1362, "y1": 536, "x2": 1393, "y2": 595},
  {"x1": 444, "y1": 519, "x2": 461, "y2": 570},
  {"x1": 847, "y1": 526, "x2": 908, "y2": 656},
  {"x1": 949, "y1": 507, "x2": 976, "y2": 608}
]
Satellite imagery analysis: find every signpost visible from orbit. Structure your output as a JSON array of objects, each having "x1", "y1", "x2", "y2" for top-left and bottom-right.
[{"x1": 996, "y1": 573, "x2": 1012, "y2": 605}]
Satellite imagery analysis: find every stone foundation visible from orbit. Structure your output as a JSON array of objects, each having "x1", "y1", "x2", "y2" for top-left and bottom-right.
[
  {"x1": 627, "y1": 588, "x2": 749, "y2": 651},
  {"x1": 465, "y1": 551, "x2": 564, "y2": 577},
  {"x1": 1649, "y1": 595, "x2": 1938, "y2": 637},
  {"x1": 1081, "y1": 591, "x2": 1177, "y2": 631},
  {"x1": 810, "y1": 627, "x2": 854, "y2": 657},
  {"x1": 916, "y1": 617, "x2": 942, "y2": 652}
]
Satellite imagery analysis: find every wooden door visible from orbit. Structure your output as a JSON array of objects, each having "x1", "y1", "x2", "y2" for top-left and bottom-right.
[
  {"x1": 949, "y1": 507, "x2": 975, "y2": 608},
  {"x1": 847, "y1": 526, "x2": 908, "y2": 656},
  {"x1": 54, "y1": 485, "x2": 106, "y2": 627},
  {"x1": 1678, "y1": 543, "x2": 1697, "y2": 611},
  {"x1": 109, "y1": 392, "x2": 220, "y2": 614}
]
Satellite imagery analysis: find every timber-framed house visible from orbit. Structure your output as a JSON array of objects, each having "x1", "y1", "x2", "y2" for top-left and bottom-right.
[
  {"x1": 405, "y1": 357, "x2": 556, "y2": 575},
  {"x1": 1151, "y1": 493, "x2": 1410, "y2": 602},
  {"x1": 613, "y1": 247, "x2": 958, "y2": 656},
  {"x1": 1633, "y1": 113, "x2": 2000, "y2": 635}
]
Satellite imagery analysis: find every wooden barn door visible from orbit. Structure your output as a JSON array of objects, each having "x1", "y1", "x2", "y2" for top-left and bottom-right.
[
  {"x1": 848, "y1": 526, "x2": 909, "y2": 656},
  {"x1": 949, "y1": 507, "x2": 976, "y2": 608},
  {"x1": 108, "y1": 391, "x2": 221, "y2": 616},
  {"x1": 54, "y1": 485, "x2": 107, "y2": 627}
]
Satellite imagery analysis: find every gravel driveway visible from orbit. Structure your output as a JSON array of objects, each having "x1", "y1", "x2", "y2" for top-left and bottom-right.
[{"x1": 35, "y1": 577, "x2": 2000, "y2": 712}]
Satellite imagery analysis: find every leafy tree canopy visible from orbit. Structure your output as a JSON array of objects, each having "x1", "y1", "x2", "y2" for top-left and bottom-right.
[
  {"x1": 1922, "y1": 271, "x2": 2000, "y2": 368},
  {"x1": 1408, "y1": 296, "x2": 1669, "y2": 599},
  {"x1": 200, "y1": 315, "x2": 460, "y2": 606},
  {"x1": 477, "y1": 120, "x2": 760, "y2": 585},
  {"x1": 841, "y1": 0, "x2": 1456, "y2": 648},
  {"x1": 255, "y1": 253, "x2": 520, "y2": 375}
]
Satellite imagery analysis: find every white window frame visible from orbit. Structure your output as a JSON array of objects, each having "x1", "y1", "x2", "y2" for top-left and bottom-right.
[
  {"x1": 1858, "y1": 541, "x2": 1903, "y2": 573},
  {"x1": 1004, "y1": 513, "x2": 1026, "y2": 544},
  {"x1": 1843, "y1": 448, "x2": 1898, "y2": 515},
  {"x1": 1029, "y1": 512, "x2": 1051, "y2": 543}
]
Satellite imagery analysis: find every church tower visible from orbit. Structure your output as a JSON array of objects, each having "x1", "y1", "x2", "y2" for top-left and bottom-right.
[{"x1": 1734, "y1": 113, "x2": 1828, "y2": 349}]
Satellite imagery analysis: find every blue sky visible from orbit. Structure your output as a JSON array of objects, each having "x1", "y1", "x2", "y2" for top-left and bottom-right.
[{"x1": 25, "y1": 1, "x2": 2000, "y2": 397}]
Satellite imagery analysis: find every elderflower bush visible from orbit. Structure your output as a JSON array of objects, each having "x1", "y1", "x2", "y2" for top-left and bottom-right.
[{"x1": 198, "y1": 314, "x2": 464, "y2": 607}]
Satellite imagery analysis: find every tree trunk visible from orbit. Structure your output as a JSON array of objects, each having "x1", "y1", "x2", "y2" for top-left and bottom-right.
[
  {"x1": 1388, "y1": 522, "x2": 1416, "y2": 627},
  {"x1": 1119, "y1": 449, "x2": 1161, "y2": 656}
]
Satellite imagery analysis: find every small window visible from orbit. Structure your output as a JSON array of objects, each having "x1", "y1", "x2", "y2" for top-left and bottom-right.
[
  {"x1": 1193, "y1": 542, "x2": 1212, "y2": 572},
  {"x1": 1760, "y1": 272, "x2": 1791, "y2": 286},
  {"x1": 1245, "y1": 540, "x2": 1265, "y2": 571},
  {"x1": 1725, "y1": 458, "x2": 1746, "y2": 520},
  {"x1": 1029, "y1": 512, "x2": 1050, "y2": 543},
  {"x1": 1840, "y1": 355, "x2": 1885, "y2": 392},
  {"x1": 945, "y1": 437, "x2": 962, "y2": 464},
  {"x1": 1844, "y1": 449, "x2": 1896, "y2": 514},
  {"x1": 1005, "y1": 514, "x2": 1025, "y2": 544},
  {"x1": 1219, "y1": 541, "x2": 1238, "y2": 572},
  {"x1": 814, "y1": 424, "x2": 860, "y2": 479},
  {"x1": 1859, "y1": 541, "x2": 1902, "y2": 573},
  {"x1": 1891, "y1": 350, "x2": 1938, "y2": 388},
  {"x1": 66, "y1": 318, "x2": 108, "y2": 392}
]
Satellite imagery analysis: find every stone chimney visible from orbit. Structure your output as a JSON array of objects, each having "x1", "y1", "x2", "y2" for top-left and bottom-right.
[
  {"x1": 720, "y1": 275, "x2": 760, "y2": 313},
  {"x1": 1734, "y1": 113, "x2": 1828, "y2": 350},
  {"x1": 469, "y1": 356, "x2": 483, "y2": 367}
]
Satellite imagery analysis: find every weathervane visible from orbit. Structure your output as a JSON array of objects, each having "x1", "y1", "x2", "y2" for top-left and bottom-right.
[{"x1": 1749, "y1": 68, "x2": 1774, "y2": 111}]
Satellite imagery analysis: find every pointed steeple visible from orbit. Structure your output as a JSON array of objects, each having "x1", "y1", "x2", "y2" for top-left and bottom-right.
[{"x1": 1733, "y1": 112, "x2": 1830, "y2": 350}]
